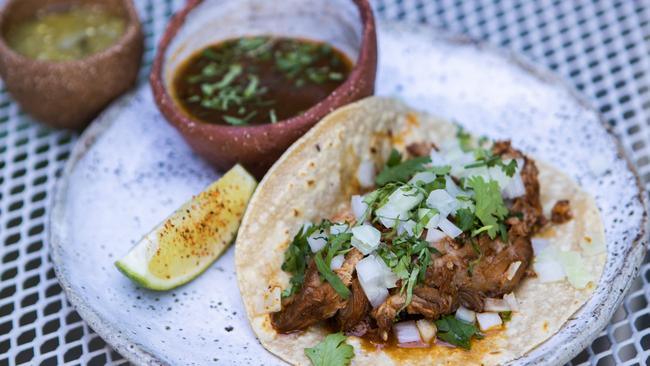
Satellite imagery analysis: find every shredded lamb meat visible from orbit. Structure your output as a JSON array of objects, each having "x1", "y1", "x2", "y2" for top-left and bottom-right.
[
  {"x1": 551, "y1": 200, "x2": 573, "y2": 224},
  {"x1": 271, "y1": 140, "x2": 549, "y2": 343}
]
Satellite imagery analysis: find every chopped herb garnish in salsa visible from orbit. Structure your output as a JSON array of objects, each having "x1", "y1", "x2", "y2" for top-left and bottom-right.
[{"x1": 173, "y1": 36, "x2": 352, "y2": 126}]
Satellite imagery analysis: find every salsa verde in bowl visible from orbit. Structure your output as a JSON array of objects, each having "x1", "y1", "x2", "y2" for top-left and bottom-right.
[{"x1": 151, "y1": 0, "x2": 377, "y2": 178}]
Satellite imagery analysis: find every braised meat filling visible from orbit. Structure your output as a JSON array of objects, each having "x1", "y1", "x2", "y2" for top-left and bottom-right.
[{"x1": 272, "y1": 135, "x2": 569, "y2": 349}]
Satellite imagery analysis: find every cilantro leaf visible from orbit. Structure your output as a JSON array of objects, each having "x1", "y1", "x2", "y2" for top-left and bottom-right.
[
  {"x1": 454, "y1": 208, "x2": 475, "y2": 232},
  {"x1": 502, "y1": 159, "x2": 517, "y2": 177},
  {"x1": 305, "y1": 332, "x2": 355, "y2": 366},
  {"x1": 314, "y1": 252, "x2": 350, "y2": 299},
  {"x1": 456, "y1": 126, "x2": 473, "y2": 152},
  {"x1": 375, "y1": 156, "x2": 431, "y2": 186},
  {"x1": 281, "y1": 225, "x2": 314, "y2": 297},
  {"x1": 429, "y1": 165, "x2": 452, "y2": 175},
  {"x1": 466, "y1": 176, "x2": 509, "y2": 239},
  {"x1": 386, "y1": 148, "x2": 402, "y2": 167},
  {"x1": 435, "y1": 315, "x2": 482, "y2": 350},
  {"x1": 499, "y1": 311, "x2": 513, "y2": 322}
]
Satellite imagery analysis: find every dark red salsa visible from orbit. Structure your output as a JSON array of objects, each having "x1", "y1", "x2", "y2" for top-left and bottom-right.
[{"x1": 173, "y1": 36, "x2": 353, "y2": 126}]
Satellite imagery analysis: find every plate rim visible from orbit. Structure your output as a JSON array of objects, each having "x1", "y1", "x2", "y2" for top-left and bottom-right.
[{"x1": 48, "y1": 20, "x2": 648, "y2": 366}]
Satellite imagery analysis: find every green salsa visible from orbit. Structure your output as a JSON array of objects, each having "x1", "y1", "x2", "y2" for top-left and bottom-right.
[
  {"x1": 173, "y1": 36, "x2": 353, "y2": 126},
  {"x1": 5, "y1": 5, "x2": 126, "y2": 61}
]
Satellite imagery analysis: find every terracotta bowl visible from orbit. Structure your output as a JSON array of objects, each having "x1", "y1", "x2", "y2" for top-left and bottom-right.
[
  {"x1": 0, "y1": 0, "x2": 143, "y2": 130},
  {"x1": 151, "y1": 0, "x2": 377, "y2": 178}
]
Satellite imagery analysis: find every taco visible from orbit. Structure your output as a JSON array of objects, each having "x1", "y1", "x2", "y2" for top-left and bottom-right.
[{"x1": 236, "y1": 97, "x2": 606, "y2": 365}]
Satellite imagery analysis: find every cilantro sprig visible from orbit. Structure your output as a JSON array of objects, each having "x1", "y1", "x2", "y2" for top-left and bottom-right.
[
  {"x1": 377, "y1": 234, "x2": 439, "y2": 308},
  {"x1": 435, "y1": 315, "x2": 483, "y2": 350},
  {"x1": 375, "y1": 149, "x2": 431, "y2": 186},
  {"x1": 466, "y1": 176, "x2": 509, "y2": 240},
  {"x1": 281, "y1": 224, "x2": 317, "y2": 297},
  {"x1": 305, "y1": 332, "x2": 354, "y2": 366},
  {"x1": 281, "y1": 221, "x2": 353, "y2": 299}
]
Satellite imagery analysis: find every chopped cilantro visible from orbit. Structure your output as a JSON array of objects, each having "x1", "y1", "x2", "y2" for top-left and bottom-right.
[
  {"x1": 456, "y1": 126, "x2": 473, "y2": 152},
  {"x1": 314, "y1": 252, "x2": 350, "y2": 299},
  {"x1": 435, "y1": 315, "x2": 483, "y2": 350},
  {"x1": 428, "y1": 165, "x2": 452, "y2": 175},
  {"x1": 454, "y1": 208, "x2": 475, "y2": 232},
  {"x1": 502, "y1": 159, "x2": 517, "y2": 177},
  {"x1": 281, "y1": 224, "x2": 315, "y2": 297},
  {"x1": 499, "y1": 311, "x2": 513, "y2": 322},
  {"x1": 466, "y1": 176, "x2": 509, "y2": 239},
  {"x1": 377, "y1": 234, "x2": 437, "y2": 309},
  {"x1": 282, "y1": 222, "x2": 352, "y2": 299},
  {"x1": 305, "y1": 332, "x2": 354, "y2": 366},
  {"x1": 464, "y1": 146, "x2": 518, "y2": 178},
  {"x1": 375, "y1": 156, "x2": 431, "y2": 186},
  {"x1": 386, "y1": 148, "x2": 402, "y2": 167}
]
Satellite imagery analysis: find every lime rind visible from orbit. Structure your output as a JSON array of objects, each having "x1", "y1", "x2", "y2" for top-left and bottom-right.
[{"x1": 114, "y1": 164, "x2": 257, "y2": 291}]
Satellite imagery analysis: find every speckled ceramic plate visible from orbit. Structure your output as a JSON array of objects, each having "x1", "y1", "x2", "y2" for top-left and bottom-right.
[{"x1": 49, "y1": 21, "x2": 647, "y2": 366}]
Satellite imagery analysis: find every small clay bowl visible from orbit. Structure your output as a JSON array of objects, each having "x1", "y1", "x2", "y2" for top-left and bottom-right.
[
  {"x1": 151, "y1": 0, "x2": 377, "y2": 178},
  {"x1": 0, "y1": 0, "x2": 143, "y2": 129}
]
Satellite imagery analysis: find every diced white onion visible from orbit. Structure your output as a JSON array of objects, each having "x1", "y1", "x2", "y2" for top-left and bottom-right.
[
  {"x1": 307, "y1": 230, "x2": 327, "y2": 253},
  {"x1": 416, "y1": 319, "x2": 437, "y2": 343},
  {"x1": 410, "y1": 171, "x2": 436, "y2": 184},
  {"x1": 426, "y1": 228, "x2": 446, "y2": 243},
  {"x1": 445, "y1": 175, "x2": 471, "y2": 198},
  {"x1": 483, "y1": 298, "x2": 511, "y2": 312},
  {"x1": 462, "y1": 166, "x2": 490, "y2": 182},
  {"x1": 356, "y1": 255, "x2": 398, "y2": 307},
  {"x1": 531, "y1": 238, "x2": 549, "y2": 256},
  {"x1": 430, "y1": 149, "x2": 448, "y2": 167},
  {"x1": 375, "y1": 186, "x2": 423, "y2": 229},
  {"x1": 351, "y1": 224, "x2": 381, "y2": 255},
  {"x1": 375, "y1": 204, "x2": 409, "y2": 229},
  {"x1": 351, "y1": 195, "x2": 368, "y2": 222},
  {"x1": 397, "y1": 219, "x2": 417, "y2": 236},
  {"x1": 455, "y1": 306, "x2": 476, "y2": 323},
  {"x1": 437, "y1": 217, "x2": 463, "y2": 239},
  {"x1": 362, "y1": 286, "x2": 388, "y2": 309},
  {"x1": 504, "y1": 293, "x2": 520, "y2": 312},
  {"x1": 418, "y1": 208, "x2": 441, "y2": 230},
  {"x1": 533, "y1": 258, "x2": 565, "y2": 283},
  {"x1": 301, "y1": 222, "x2": 313, "y2": 232},
  {"x1": 456, "y1": 199, "x2": 475, "y2": 212},
  {"x1": 330, "y1": 223, "x2": 349, "y2": 235},
  {"x1": 446, "y1": 150, "x2": 475, "y2": 177},
  {"x1": 488, "y1": 165, "x2": 512, "y2": 191},
  {"x1": 255, "y1": 286, "x2": 281, "y2": 314},
  {"x1": 387, "y1": 186, "x2": 424, "y2": 212},
  {"x1": 557, "y1": 250, "x2": 592, "y2": 289},
  {"x1": 505, "y1": 261, "x2": 522, "y2": 281},
  {"x1": 476, "y1": 312, "x2": 503, "y2": 331},
  {"x1": 330, "y1": 254, "x2": 345, "y2": 270},
  {"x1": 357, "y1": 160, "x2": 375, "y2": 188},
  {"x1": 356, "y1": 254, "x2": 398, "y2": 288},
  {"x1": 502, "y1": 172, "x2": 526, "y2": 199},
  {"x1": 426, "y1": 189, "x2": 458, "y2": 217},
  {"x1": 394, "y1": 321, "x2": 423, "y2": 346}
]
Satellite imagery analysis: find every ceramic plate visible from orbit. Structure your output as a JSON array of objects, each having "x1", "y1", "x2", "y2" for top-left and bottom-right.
[{"x1": 49, "y1": 21, "x2": 647, "y2": 365}]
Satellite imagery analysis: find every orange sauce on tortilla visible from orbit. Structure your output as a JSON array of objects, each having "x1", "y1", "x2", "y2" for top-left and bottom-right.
[{"x1": 356, "y1": 328, "x2": 506, "y2": 364}]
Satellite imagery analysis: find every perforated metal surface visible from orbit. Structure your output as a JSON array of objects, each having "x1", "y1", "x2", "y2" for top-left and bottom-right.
[{"x1": 0, "y1": 0, "x2": 648, "y2": 365}]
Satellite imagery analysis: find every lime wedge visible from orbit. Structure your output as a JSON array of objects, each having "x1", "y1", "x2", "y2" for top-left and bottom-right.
[{"x1": 115, "y1": 164, "x2": 257, "y2": 290}]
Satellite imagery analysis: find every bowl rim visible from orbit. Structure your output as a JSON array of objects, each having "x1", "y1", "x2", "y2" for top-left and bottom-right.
[
  {"x1": 0, "y1": 0, "x2": 141, "y2": 67},
  {"x1": 149, "y1": 0, "x2": 377, "y2": 132}
]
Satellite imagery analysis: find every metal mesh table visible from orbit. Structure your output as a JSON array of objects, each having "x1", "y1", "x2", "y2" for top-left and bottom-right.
[{"x1": 1, "y1": 0, "x2": 649, "y2": 365}]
